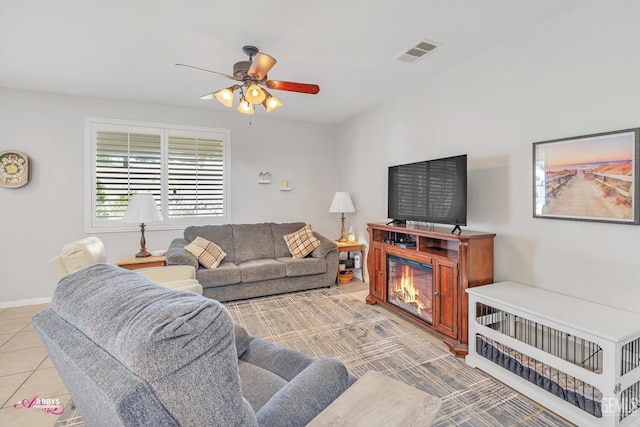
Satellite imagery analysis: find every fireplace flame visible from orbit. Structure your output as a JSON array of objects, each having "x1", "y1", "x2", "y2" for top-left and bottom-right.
[
  {"x1": 389, "y1": 258, "x2": 432, "y2": 322},
  {"x1": 396, "y1": 265, "x2": 426, "y2": 311}
]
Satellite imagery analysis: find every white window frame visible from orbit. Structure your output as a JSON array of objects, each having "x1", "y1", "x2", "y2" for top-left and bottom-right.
[{"x1": 84, "y1": 117, "x2": 231, "y2": 233}]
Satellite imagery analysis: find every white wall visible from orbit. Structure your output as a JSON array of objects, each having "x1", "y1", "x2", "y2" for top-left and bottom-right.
[
  {"x1": 0, "y1": 88, "x2": 340, "y2": 305},
  {"x1": 6, "y1": 1, "x2": 640, "y2": 312},
  {"x1": 339, "y1": 0, "x2": 640, "y2": 313}
]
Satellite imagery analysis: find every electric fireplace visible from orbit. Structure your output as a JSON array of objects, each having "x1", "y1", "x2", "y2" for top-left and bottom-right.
[{"x1": 386, "y1": 254, "x2": 433, "y2": 325}]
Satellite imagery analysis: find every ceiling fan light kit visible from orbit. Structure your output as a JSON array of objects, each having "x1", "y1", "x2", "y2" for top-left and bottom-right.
[
  {"x1": 237, "y1": 99, "x2": 254, "y2": 115},
  {"x1": 263, "y1": 94, "x2": 283, "y2": 112},
  {"x1": 245, "y1": 84, "x2": 266, "y2": 104},
  {"x1": 177, "y1": 45, "x2": 319, "y2": 114},
  {"x1": 213, "y1": 87, "x2": 234, "y2": 107}
]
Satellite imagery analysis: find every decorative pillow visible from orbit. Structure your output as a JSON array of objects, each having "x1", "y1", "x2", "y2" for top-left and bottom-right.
[
  {"x1": 283, "y1": 224, "x2": 321, "y2": 259},
  {"x1": 184, "y1": 236, "x2": 226, "y2": 269}
]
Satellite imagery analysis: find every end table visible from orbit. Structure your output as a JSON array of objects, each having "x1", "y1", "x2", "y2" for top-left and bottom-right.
[
  {"x1": 335, "y1": 241, "x2": 365, "y2": 283},
  {"x1": 116, "y1": 254, "x2": 166, "y2": 270}
]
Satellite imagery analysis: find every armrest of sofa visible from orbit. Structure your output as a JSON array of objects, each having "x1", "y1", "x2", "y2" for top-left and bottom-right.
[
  {"x1": 310, "y1": 232, "x2": 337, "y2": 259},
  {"x1": 255, "y1": 357, "x2": 352, "y2": 427},
  {"x1": 166, "y1": 238, "x2": 199, "y2": 269}
]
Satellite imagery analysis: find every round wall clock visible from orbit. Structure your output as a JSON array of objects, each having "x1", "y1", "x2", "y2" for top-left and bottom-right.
[{"x1": 0, "y1": 150, "x2": 30, "y2": 188}]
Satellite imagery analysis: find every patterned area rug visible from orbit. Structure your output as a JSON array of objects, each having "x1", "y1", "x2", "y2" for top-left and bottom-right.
[
  {"x1": 226, "y1": 288, "x2": 573, "y2": 427},
  {"x1": 56, "y1": 288, "x2": 573, "y2": 426}
]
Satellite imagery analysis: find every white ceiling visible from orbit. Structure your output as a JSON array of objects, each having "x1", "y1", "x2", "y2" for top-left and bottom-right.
[{"x1": 0, "y1": 0, "x2": 583, "y2": 124}]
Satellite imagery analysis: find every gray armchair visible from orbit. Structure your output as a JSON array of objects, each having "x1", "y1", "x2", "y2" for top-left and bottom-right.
[
  {"x1": 234, "y1": 325, "x2": 354, "y2": 425},
  {"x1": 32, "y1": 264, "x2": 353, "y2": 426}
]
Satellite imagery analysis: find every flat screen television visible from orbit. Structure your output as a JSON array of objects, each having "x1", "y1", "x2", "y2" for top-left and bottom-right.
[{"x1": 388, "y1": 154, "x2": 467, "y2": 232}]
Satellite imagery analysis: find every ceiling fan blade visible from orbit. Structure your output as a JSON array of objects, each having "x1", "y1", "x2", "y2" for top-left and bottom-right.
[
  {"x1": 248, "y1": 53, "x2": 277, "y2": 80},
  {"x1": 265, "y1": 80, "x2": 320, "y2": 94},
  {"x1": 175, "y1": 63, "x2": 238, "y2": 81}
]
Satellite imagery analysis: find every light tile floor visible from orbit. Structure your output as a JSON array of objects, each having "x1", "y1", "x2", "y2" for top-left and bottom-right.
[{"x1": 0, "y1": 303, "x2": 71, "y2": 427}]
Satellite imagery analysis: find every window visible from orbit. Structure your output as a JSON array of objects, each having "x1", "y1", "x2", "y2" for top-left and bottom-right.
[{"x1": 85, "y1": 118, "x2": 230, "y2": 232}]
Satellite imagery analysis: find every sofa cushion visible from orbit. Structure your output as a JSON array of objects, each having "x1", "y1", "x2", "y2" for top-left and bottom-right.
[
  {"x1": 238, "y1": 259, "x2": 286, "y2": 283},
  {"x1": 276, "y1": 257, "x2": 327, "y2": 277},
  {"x1": 184, "y1": 236, "x2": 226, "y2": 269},
  {"x1": 238, "y1": 360, "x2": 287, "y2": 412},
  {"x1": 283, "y1": 225, "x2": 321, "y2": 259},
  {"x1": 196, "y1": 262, "x2": 241, "y2": 288},
  {"x1": 233, "y1": 223, "x2": 275, "y2": 264},
  {"x1": 184, "y1": 224, "x2": 236, "y2": 264},
  {"x1": 271, "y1": 222, "x2": 307, "y2": 258}
]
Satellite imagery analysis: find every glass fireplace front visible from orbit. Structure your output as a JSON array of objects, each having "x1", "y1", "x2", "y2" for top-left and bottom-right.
[{"x1": 386, "y1": 254, "x2": 433, "y2": 324}]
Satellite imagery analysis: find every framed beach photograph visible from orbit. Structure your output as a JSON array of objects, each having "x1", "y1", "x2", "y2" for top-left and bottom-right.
[{"x1": 533, "y1": 128, "x2": 640, "y2": 225}]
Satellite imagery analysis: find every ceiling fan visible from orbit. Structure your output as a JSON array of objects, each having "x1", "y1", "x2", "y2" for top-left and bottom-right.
[{"x1": 176, "y1": 45, "x2": 320, "y2": 114}]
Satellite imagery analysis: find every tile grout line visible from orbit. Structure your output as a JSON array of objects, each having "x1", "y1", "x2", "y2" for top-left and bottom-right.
[
  {"x1": 5, "y1": 354, "x2": 56, "y2": 408},
  {"x1": 0, "y1": 367, "x2": 37, "y2": 409},
  {"x1": 1, "y1": 319, "x2": 48, "y2": 402},
  {"x1": 0, "y1": 330, "x2": 20, "y2": 409},
  {"x1": 0, "y1": 310, "x2": 53, "y2": 411},
  {"x1": 0, "y1": 340, "x2": 50, "y2": 409},
  {"x1": 0, "y1": 321, "x2": 40, "y2": 353}
]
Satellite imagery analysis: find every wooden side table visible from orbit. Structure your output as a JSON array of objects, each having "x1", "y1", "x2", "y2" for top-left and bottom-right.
[
  {"x1": 308, "y1": 370, "x2": 441, "y2": 426},
  {"x1": 335, "y1": 241, "x2": 365, "y2": 283},
  {"x1": 116, "y1": 254, "x2": 166, "y2": 270}
]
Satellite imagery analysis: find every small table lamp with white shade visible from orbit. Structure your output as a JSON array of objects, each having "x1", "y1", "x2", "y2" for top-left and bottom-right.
[
  {"x1": 122, "y1": 193, "x2": 163, "y2": 257},
  {"x1": 329, "y1": 192, "x2": 356, "y2": 242}
]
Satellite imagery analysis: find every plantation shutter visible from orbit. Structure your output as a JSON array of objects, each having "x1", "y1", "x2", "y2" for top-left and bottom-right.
[
  {"x1": 88, "y1": 118, "x2": 229, "y2": 231},
  {"x1": 95, "y1": 130, "x2": 162, "y2": 220},
  {"x1": 167, "y1": 135, "x2": 225, "y2": 218}
]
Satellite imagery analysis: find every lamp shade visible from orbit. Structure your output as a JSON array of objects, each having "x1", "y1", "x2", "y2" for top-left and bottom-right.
[
  {"x1": 213, "y1": 88, "x2": 234, "y2": 108},
  {"x1": 122, "y1": 193, "x2": 163, "y2": 224},
  {"x1": 237, "y1": 99, "x2": 254, "y2": 114},
  {"x1": 245, "y1": 84, "x2": 266, "y2": 104},
  {"x1": 264, "y1": 95, "x2": 283, "y2": 112},
  {"x1": 329, "y1": 192, "x2": 356, "y2": 213}
]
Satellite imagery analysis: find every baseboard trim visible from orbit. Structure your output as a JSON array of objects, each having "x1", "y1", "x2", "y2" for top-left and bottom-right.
[{"x1": 0, "y1": 297, "x2": 52, "y2": 309}]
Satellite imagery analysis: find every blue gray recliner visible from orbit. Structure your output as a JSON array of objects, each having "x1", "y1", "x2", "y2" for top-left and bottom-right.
[{"x1": 31, "y1": 264, "x2": 354, "y2": 426}]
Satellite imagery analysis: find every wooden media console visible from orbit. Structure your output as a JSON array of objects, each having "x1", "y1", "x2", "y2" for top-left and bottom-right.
[{"x1": 366, "y1": 222, "x2": 495, "y2": 356}]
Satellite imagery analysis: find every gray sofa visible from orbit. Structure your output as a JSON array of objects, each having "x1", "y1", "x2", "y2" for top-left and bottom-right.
[
  {"x1": 32, "y1": 264, "x2": 354, "y2": 427},
  {"x1": 166, "y1": 222, "x2": 339, "y2": 302}
]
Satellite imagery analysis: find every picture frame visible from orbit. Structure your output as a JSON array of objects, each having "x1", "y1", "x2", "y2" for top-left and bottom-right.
[{"x1": 533, "y1": 128, "x2": 640, "y2": 225}]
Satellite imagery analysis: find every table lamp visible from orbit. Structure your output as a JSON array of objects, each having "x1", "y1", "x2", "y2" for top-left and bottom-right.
[
  {"x1": 122, "y1": 193, "x2": 163, "y2": 257},
  {"x1": 329, "y1": 192, "x2": 356, "y2": 242}
]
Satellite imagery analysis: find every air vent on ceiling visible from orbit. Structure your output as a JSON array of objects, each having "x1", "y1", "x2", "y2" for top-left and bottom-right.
[{"x1": 396, "y1": 40, "x2": 440, "y2": 63}]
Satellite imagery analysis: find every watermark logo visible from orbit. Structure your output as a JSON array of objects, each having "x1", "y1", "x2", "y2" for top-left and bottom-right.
[
  {"x1": 601, "y1": 397, "x2": 640, "y2": 418},
  {"x1": 13, "y1": 396, "x2": 64, "y2": 415}
]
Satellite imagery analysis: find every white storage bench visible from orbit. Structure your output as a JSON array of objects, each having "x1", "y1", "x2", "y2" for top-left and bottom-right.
[{"x1": 466, "y1": 281, "x2": 640, "y2": 427}]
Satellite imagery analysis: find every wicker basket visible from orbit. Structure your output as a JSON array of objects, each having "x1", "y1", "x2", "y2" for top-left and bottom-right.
[{"x1": 338, "y1": 270, "x2": 354, "y2": 284}]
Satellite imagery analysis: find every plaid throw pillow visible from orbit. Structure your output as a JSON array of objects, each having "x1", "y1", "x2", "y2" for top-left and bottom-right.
[
  {"x1": 283, "y1": 224, "x2": 321, "y2": 259},
  {"x1": 184, "y1": 236, "x2": 226, "y2": 269}
]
